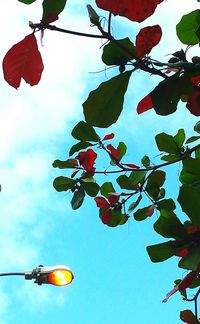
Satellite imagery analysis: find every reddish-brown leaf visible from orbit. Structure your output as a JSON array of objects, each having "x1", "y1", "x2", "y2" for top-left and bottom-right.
[
  {"x1": 146, "y1": 204, "x2": 155, "y2": 217},
  {"x1": 96, "y1": 0, "x2": 164, "y2": 22},
  {"x1": 186, "y1": 91, "x2": 200, "y2": 116},
  {"x1": 180, "y1": 310, "x2": 197, "y2": 324},
  {"x1": 175, "y1": 248, "x2": 189, "y2": 258},
  {"x1": 101, "y1": 210, "x2": 112, "y2": 224},
  {"x1": 95, "y1": 196, "x2": 110, "y2": 209},
  {"x1": 186, "y1": 76, "x2": 200, "y2": 115},
  {"x1": 163, "y1": 270, "x2": 199, "y2": 302},
  {"x1": 122, "y1": 163, "x2": 139, "y2": 169},
  {"x1": 107, "y1": 144, "x2": 120, "y2": 160},
  {"x1": 3, "y1": 33, "x2": 44, "y2": 89},
  {"x1": 187, "y1": 226, "x2": 199, "y2": 234},
  {"x1": 136, "y1": 25, "x2": 162, "y2": 58},
  {"x1": 191, "y1": 75, "x2": 200, "y2": 86},
  {"x1": 76, "y1": 149, "x2": 97, "y2": 172},
  {"x1": 44, "y1": 13, "x2": 59, "y2": 24},
  {"x1": 178, "y1": 271, "x2": 199, "y2": 291},
  {"x1": 137, "y1": 93, "x2": 153, "y2": 114},
  {"x1": 102, "y1": 133, "x2": 115, "y2": 141},
  {"x1": 107, "y1": 194, "x2": 120, "y2": 205}
]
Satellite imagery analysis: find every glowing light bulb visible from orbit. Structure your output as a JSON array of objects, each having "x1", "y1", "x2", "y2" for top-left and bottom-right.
[{"x1": 48, "y1": 269, "x2": 74, "y2": 286}]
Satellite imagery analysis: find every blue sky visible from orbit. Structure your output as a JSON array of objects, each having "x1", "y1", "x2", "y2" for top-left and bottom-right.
[{"x1": 0, "y1": 1, "x2": 199, "y2": 323}]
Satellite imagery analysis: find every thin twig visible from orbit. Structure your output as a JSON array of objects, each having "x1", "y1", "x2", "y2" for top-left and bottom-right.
[
  {"x1": 108, "y1": 12, "x2": 112, "y2": 35},
  {"x1": 184, "y1": 287, "x2": 200, "y2": 322},
  {"x1": 29, "y1": 22, "x2": 107, "y2": 39}
]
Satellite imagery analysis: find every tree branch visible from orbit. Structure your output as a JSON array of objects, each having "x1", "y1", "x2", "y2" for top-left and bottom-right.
[{"x1": 29, "y1": 22, "x2": 107, "y2": 39}]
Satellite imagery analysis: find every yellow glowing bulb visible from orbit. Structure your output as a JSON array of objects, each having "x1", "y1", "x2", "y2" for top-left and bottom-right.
[{"x1": 48, "y1": 270, "x2": 74, "y2": 286}]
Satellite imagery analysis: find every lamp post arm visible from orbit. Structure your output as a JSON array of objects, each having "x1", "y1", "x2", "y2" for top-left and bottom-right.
[{"x1": 0, "y1": 272, "x2": 25, "y2": 277}]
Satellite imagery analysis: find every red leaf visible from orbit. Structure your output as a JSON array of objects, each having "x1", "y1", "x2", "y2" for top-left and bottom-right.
[
  {"x1": 102, "y1": 133, "x2": 115, "y2": 141},
  {"x1": 191, "y1": 75, "x2": 200, "y2": 86},
  {"x1": 96, "y1": 0, "x2": 164, "y2": 22},
  {"x1": 95, "y1": 196, "x2": 110, "y2": 209},
  {"x1": 186, "y1": 91, "x2": 200, "y2": 116},
  {"x1": 175, "y1": 248, "x2": 189, "y2": 258},
  {"x1": 163, "y1": 271, "x2": 199, "y2": 303},
  {"x1": 76, "y1": 149, "x2": 97, "y2": 172},
  {"x1": 101, "y1": 210, "x2": 112, "y2": 224},
  {"x1": 3, "y1": 34, "x2": 44, "y2": 89},
  {"x1": 136, "y1": 25, "x2": 162, "y2": 58},
  {"x1": 137, "y1": 93, "x2": 153, "y2": 114},
  {"x1": 178, "y1": 271, "x2": 199, "y2": 291},
  {"x1": 107, "y1": 194, "x2": 120, "y2": 205},
  {"x1": 107, "y1": 144, "x2": 120, "y2": 160},
  {"x1": 187, "y1": 226, "x2": 199, "y2": 234},
  {"x1": 122, "y1": 163, "x2": 139, "y2": 169}
]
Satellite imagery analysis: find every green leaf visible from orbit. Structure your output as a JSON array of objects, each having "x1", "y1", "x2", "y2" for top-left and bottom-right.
[
  {"x1": 176, "y1": 10, "x2": 200, "y2": 45},
  {"x1": 158, "y1": 188, "x2": 165, "y2": 200},
  {"x1": 117, "y1": 142, "x2": 127, "y2": 160},
  {"x1": 134, "y1": 205, "x2": 152, "y2": 221},
  {"x1": 155, "y1": 132, "x2": 180, "y2": 154},
  {"x1": 180, "y1": 157, "x2": 200, "y2": 188},
  {"x1": 42, "y1": 0, "x2": 67, "y2": 22},
  {"x1": 81, "y1": 180, "x2": 99, "y2": 197},
  {"x1": 189, "y1": 277, "x2": 200, "y2": 289},
  {"x1": 52, "y1": 159, "x2": 77, "y2": 169},
  {"x1": 151, "y1": 78, "x2": 179, "y2": 115},
  {"x1": 175, "y1": 280, "x2": 187, "y2": 299},
  {"x1": 100, "y1": 209, "x2": 123, "y2": 227},
  {"x1": 154, "y1": 209, "x2": 187, "y2": 240},
  {"x1": 195, "y1": 147, "x2": 200, "y2": 158},
  {"x1": 69, "y1": 141, "x2": 94, "y2": 156},
  {"x1": 141, "y1": 155, "x2": 150, "y2": 167},
  {"x1": 146, "y1": 171, "x2": 166, "y2": 188},
  {"x1": 71, "y1": 187, "x2": 85, "y2": 210},
  {"x1": 157, "y1": 198, "x2": 176, "y2": 211},
  {"x1": 145, "y1": 170, "x2": 166, "y2": 201},
  {"x1": 179, "y1": 246, "x2": 200, "y2": 270},
  {"x1": 178, "y1": 185, "x2": 200, "y2": 226},
  {"x1": 100, "y1": 182, "x2": 115, "y2": 197},
  {"x1": 128, "y1": 195, "x2": 142, "y2": 212},
  {"x1": 87, "y1": 5, "x2": 100, "y2": 25},
  {"x1": 161, "y1": 154, "x2": 180, "y2": 162},
  {"x1": 53, "y1": 176, "x2": 76, "y2": 192},
  {"x1": 71, "y1": 121, "x2": 99, "y2": 142},
  {"x1": 102, "y1": 38, "x2": 136, "y2": 66},
  {"x1": 117, "y1": 175, "x2": 137, "y2": 190},
  {"x1": 18, "y1": 0, "x2": 37, "y2": 3},
  {"x1": 83, "y1": 71, "x2": 132, "y2": 128},
  {"x1": 185, "y1": 135, "x2": 200, "y2": 144},
  {"x1": 194, "y1": 120, "x2": 200, "y2": 133},
  {"x1": 174, "y1": 129, "x2": 185, "y2": 148},
  {"x1": 147, "y1": 241, "x2": 176, "y2": 262},
  {"x1": 129, "y1": 170, "x2": 146, "y2": 185},
  {"x1": 119, "y1": 214, "x2": 129, "y2": 225}
]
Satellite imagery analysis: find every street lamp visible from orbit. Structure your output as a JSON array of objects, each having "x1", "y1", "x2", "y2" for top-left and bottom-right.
[{"x1": 0, "y1": 265, "x2": 74, "y2": 286}]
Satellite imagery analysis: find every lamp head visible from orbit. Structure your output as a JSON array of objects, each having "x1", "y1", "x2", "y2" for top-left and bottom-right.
[{"x1": 25, "y1": 265, "x2": 74, "y2": 286}]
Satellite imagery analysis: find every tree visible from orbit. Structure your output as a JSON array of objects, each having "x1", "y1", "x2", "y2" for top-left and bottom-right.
[{"x1": 3, "y1": 0, "x2": 200, "y2": 322}]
